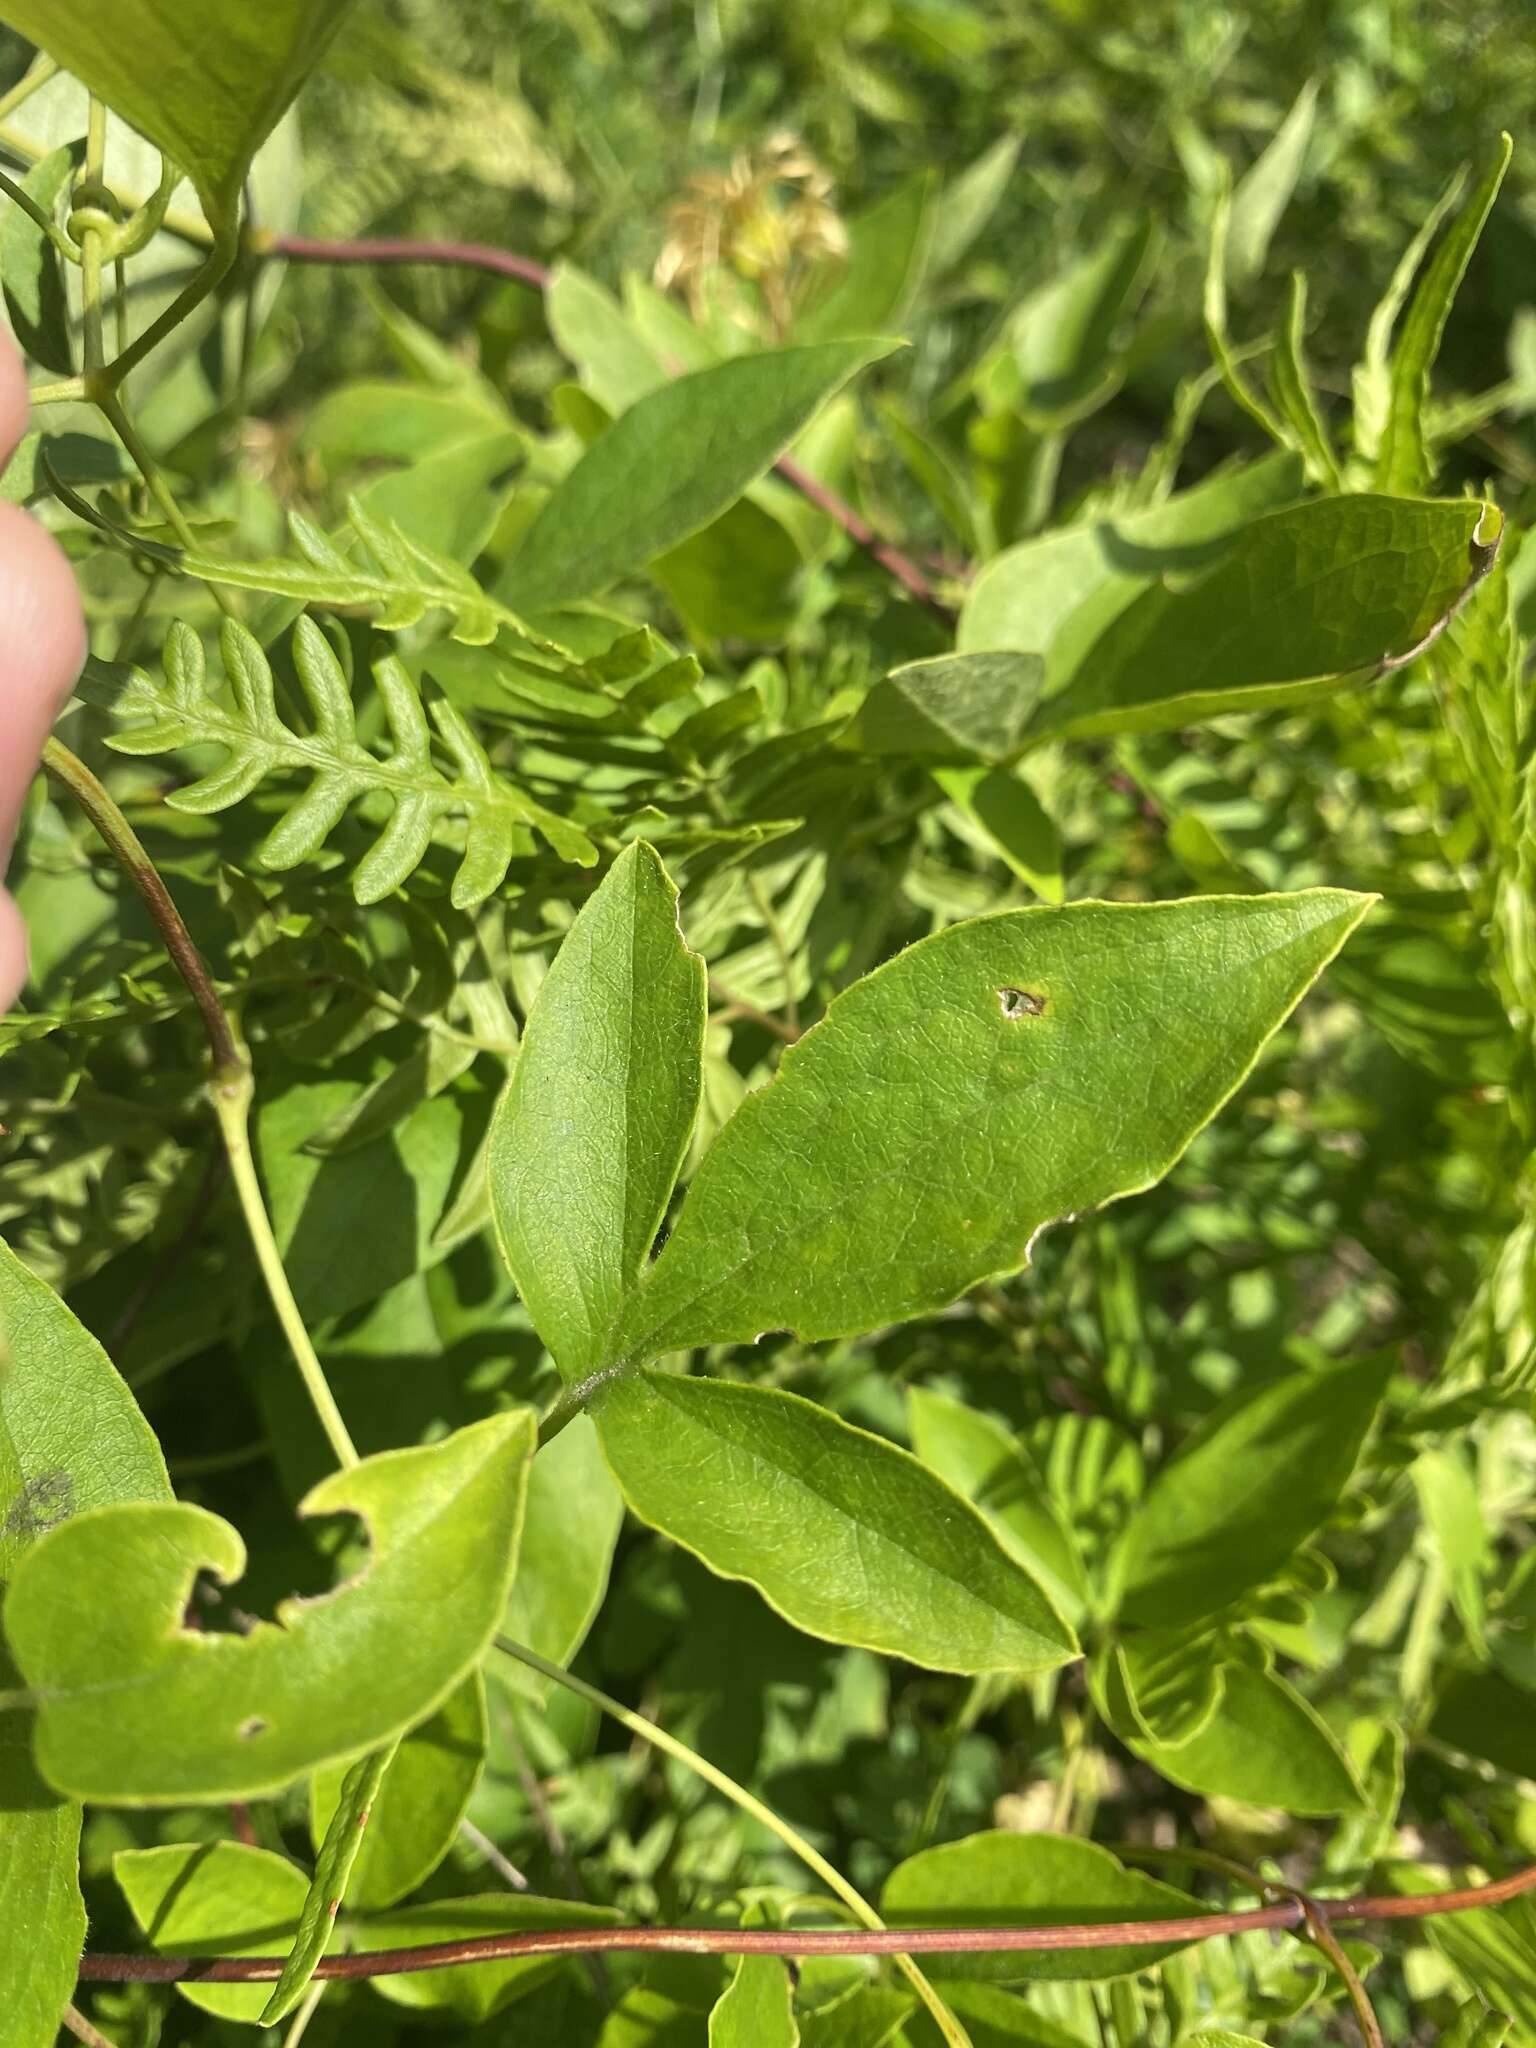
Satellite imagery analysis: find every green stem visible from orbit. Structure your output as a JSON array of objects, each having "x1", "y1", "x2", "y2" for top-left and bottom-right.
[
  {"x1": 29, "y1": 377, "x2": 86, "y2": 405},
  {"x1": 78, "y1": 100, "x2": 109, "y2": 377},
  {"x1": 41, "y1": 738, "x2": 356, "y2": 1471},
  {"x1": 103, "y1": 219, "x2": 237, "y2": 389},
  {"x1": 211, "y1": 1073, "x2": 359, "y2": 1469},
  {"x1": 93, "y1": 387, "x2": 238, "y2": 618},
  {"x1": 0, "y1": 165, "x2": 76, "y2": 259},
  {"x1": 493, "y1": 1635, "x2": 971, "y2": 2048},
  {"x1": 0, "y1": 53, "x2": 57, "y2": 124}
]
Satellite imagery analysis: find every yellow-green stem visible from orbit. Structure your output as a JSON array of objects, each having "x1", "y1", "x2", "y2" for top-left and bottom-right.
[
  {"x1": 0, "y1": 54, "x2": 57, "y2": 124},
  {"x1": 494, "y1": 1635, "x2": 971, "y2": 2048}
]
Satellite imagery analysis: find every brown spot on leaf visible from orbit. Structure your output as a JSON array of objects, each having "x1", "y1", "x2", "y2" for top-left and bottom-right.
[{"x1": 998, "y1": 987, "x2": 1046, "y2": 1019}]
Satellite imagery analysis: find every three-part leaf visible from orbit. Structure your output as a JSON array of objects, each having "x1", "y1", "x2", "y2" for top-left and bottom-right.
[
  {"x1": 594, "y1": 1373, "x2": 1078, "y2": 1674},
  {"x1": 615, "y1": 890, "x2": 1373, "y2": 1354},
  {"x1": 6, "y1": 1411, "x2": 534, "y2": 1801},
  {"x1": 489, "y1": 842, "x2": 706, "y2": 1382}
]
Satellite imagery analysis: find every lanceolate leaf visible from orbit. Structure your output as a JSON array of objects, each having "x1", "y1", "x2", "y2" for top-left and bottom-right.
[
  {"x1": 615, "y1": 892, "x2": 1372, "y2": 1356},
  {"x1": 0, "y1": 1245, "x2": 170, "y2": 2048},
  {"x1": 0, "y1": 0, "x2": 353, "y2": 222},
  {"x1": 1375, "y1": 135, "x2": 1512, "y2": 495},
  {"x1": 259, "y1": 1740, "x2": 398, "y2": 2024},
  {"x1": 490, "y1": 843, "x2": 706, "y2": 1382},
  {"x1": 504, "y1": 339, "x2": 897, "y2": 610},
  {"x1": 881, "y1": 1833, "x2": 1207, "y2": 1983},
  {"x1": 6, "y1": 1412, "x2": 534, "y2": 1802},
  {"x1": 1029, "y1": 495, "x2": 1499, "y2": 743},
  {"x1": 309, "y1": 1675, "x2": 486, "y2": 1911},
  {"x1": 91, "y1": 616, "x2": 596, "y2": 906},
  {"x1": 594, "y1": 1373, "x2": 1078, "y2": 1674},
  {"x1": 1113, "y1": 1353, "x2": 1394, "y2": 1627}
]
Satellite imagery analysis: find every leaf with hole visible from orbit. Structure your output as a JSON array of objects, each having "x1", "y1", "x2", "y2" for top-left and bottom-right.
[
  {"x1": 612, "y1": 891, "x2": 1372, "y2": 1356},
  {"x1": 5, "y1": 1410, "x2": 534, "y2": 1802}
]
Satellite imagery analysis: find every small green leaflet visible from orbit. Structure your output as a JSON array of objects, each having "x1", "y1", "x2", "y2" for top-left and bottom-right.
[
  {"x1": 309, "y1": 1674, "x2": 486, "y2": 1910},
  {"x1": 490, "y1": 842, "x2": 706, "y2": 1382},
  {"x1": 851, "y1": 652, "x2": 1044, "y2": 762},
  {"x1": 1098, "y1": 1656, "x2": 1365, "y2": 1816},
  {"x1": 0, "y1": 0, "x2": 354, "y2": 222},
  {"x1": 615, "y1": 890, "x2": 1372, "y2": 1355},
  {"x1": 259, "y1": 1740, "x2": 398, "y2": 2023},
  {"x1": 710, "y1": 1956, "x2": 800, "y2": 2047},
  {"x1": 594, "y1": 1372, "x2": 1077, "y2": 1674},
  {"x1": 1375, "y1": 135, "x2": 1512, "y2": 495},
  {"x1": 881, "y1": 1833, "x2": 1207, "y2": 1983},
  {"x1": 505, "y1": 338, "x2": 897, "y2": 610},
  {"x1": 0, "y1": 1244, "x2": 170, "y2": 2048},
  {"x1": 1028, "y1": 494, "x2": 1499, "y2": 743},
  {"x1": 1112, "y1": 1353, "x2": 1393, "y2": 1627},
  {"x1": 115, "y1": 1842, "x2": 307, "y2": 2023},
  {"x1": 0, "y1": 144, "x2": 74, "y2": 376},
  {"x1": 7, "y1": 1411, "x2": 533, "y2": 1802}
]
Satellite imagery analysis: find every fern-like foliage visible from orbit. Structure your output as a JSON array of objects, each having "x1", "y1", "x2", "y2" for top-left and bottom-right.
[
  {"x1": 44, "y1": 448, "x2": 562, "y2": 655},
  {"x1": 92, "y1": 619, "x2": 598, "y2": 907}
]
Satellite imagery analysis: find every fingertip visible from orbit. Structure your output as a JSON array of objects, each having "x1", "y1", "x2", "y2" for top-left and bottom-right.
[
  {"x1": 0, "y1": 888, "x2": 28, "y2": 1011},
  {"x1": 0, "y1": 327, "x2": 27, "y2": 466}
]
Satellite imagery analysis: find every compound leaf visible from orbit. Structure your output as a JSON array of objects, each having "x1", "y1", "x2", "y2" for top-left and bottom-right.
[
  {"x1": 615, "y1": 891, "x2": 1372, "y2": 1356},
  {"x1": 594, "y1": 1373, "x2": 1077, "y2": 1674},
  {"x1": 490, "y1": 842, "x2": 705, "y2": 1382},
  {"x1": 6, "y1": 1411, "x2": 534, "y2": 1803}
]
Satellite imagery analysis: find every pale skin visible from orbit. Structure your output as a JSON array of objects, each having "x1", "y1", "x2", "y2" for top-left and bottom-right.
[{"x1": 0, "y1": 324, "x2": 88, "y2": 1009}]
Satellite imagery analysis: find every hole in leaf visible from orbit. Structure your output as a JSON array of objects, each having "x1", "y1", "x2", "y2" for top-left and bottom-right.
[
  {"x1": 237, "y1": 1716, "x2": 268, "y2": 1741},
  {"x1": 997, "y1": 987, "x2": 1046, "y2": 1019}
]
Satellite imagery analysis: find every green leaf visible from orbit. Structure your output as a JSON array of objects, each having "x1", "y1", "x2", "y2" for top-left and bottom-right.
[
  {"x1": 260, "y1": 1739, "x2": 397, "y2": 2024},
  {"x1": 594, "y1": 1373, "x2": 1077, "y2": 1673},
  {"x1": 1375, "y1": 135, "x2": 1512, "y2": 495},
  {"x1": 931, "y1": 137, "x2": 1021, "y2": 273},
  {"x1": 310, "y1": 1674, "x2": 484, "y2": 1912},
  {"x1": 616, "y1": 891, "x2": 1371, "y2": 1355},
  {"x1": 301, "y1": 379, "x2": 508, "y2": 464},
  {"x1": 504, "y1": 339, "x2": 895, "y2": 611},
  {"x1": 1413, "y1": 1449, "x2": 1492, "y2": 1657},
  {"x1": 910, "y1": 1984, "x2": 1088, "y2": 2048},
  {"x1": 92, "y1": 617, "x2": 596, "y2": 907},
  {"x1": 1112, "y1": 1659, "x2": 1365, "y2": 1815},
  {"x1": 490, "y1": 843, "x2": 705, "y2": 1382},
  {"x1": 500, "y1": 1417, "x2": 625, "y2": 1698},
  {"x1": 852, "y1": 654, "x2": 1044, "y2": 763},
  {"x1": 958, "y1": 451, "x2": 1303, "y2": 663},
  {"x1": 355, "y1": 1893, "x2": 622, "y2": 2021},
  {"x1": 799, "y1": 1986, "x2": 913, "y2": 2048},
  {"x1": 0, "y1": 1244, "x2": 170, "y2": 2048},
  {"x1": 0, "y1": 143, "x2": 74, "y2": 375},
  {"x1": 881, "y1": 1832, "x2": 1207, "y2": 1982},
  {"x1": 114, "y1": 1841, "x2": 307, "y2": 2022},
  {"x1": 797, "y1": 177, "x2": 935, "y2": 342},
  {"x1": 1000, "y1": 216, "x2": 1153, "y2": 427},
  {"x1": 1430, "y1": 1668, "x2": 1536, "y2": 1780},
  {"x1": 7, "y1": 1411, "x2": 534, "y2": 1802},
  {"x1": 354, "y1": 427, "x2": 524, "y2": 565},
  {"x1": 1113, "y1": 1354, "x2": 1393, "y2": 1627},
  {"x1": 710, "y1": 1956, "x2": 799, "y2": 2046},
  {"x1": 907, "y1": 1387, "x2": 1088, "y2": 1623},
  {"x1": 932, "y1": 765, "x2": 1063, "y2": 904},
  {"x1": 0, "y1": 0, "x2": 353, "y2": 221},
  {"x1": 1225, "y1": 80, "x2": 1318, "y2": 285},
  {"x1": 1030, "y1": 495, "x2": 1498, "y2": 743}
]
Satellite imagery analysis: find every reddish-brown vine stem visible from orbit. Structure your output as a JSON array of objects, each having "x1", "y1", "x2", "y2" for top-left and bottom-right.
[
  {"x1": 259, "y1": 231, "x2": 956, "y2": 623},
  {"x1": 74, "y1": 1860, "x2": 1536, "y2": 1984}
]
